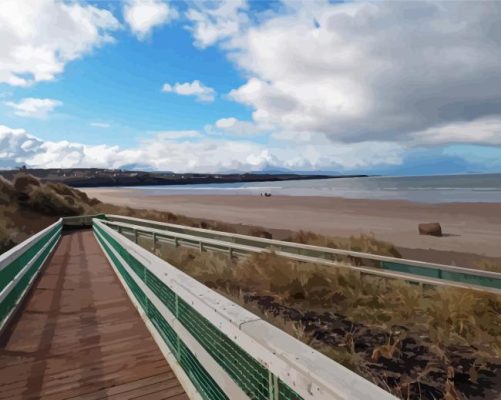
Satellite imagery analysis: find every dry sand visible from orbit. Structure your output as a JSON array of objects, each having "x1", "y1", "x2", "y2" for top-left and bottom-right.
[{"x1": 83, "y1": 188, "x2": 501, "y2": 259}]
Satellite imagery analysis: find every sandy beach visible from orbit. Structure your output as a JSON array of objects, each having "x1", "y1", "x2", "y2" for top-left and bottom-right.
[{"x1": 83, "y1": 188, "x2": 501, "y2": 260}]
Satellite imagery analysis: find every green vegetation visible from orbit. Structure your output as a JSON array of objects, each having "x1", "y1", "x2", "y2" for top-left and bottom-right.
[{"x1": 148, "y1": 242, "x2": 501, "y2": 400}]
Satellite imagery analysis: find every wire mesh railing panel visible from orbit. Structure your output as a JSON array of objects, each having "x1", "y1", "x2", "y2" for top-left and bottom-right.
[
  {"x1": 178, "y1": 340, "x2": 230, "y2": 400},
  {"x1": 0, "y1": 224, "x2": 60, "y2": 292},
  {"x1": 0, "y1": 222, "x2": 61, "y2": 332},
  {"x1": 145, "y1": 269, "x2": 177, "y2": 314},
  {"x1": 95, "y1": 223, "x2": 232, "y2": 400},
  {"x1": 147, "y1": 299, "x2": 178, "y2": 354},
  {"x1": 177, "y1": 297, "x2": 271, "y2": 399},
  {"x1": 279, "y1": 379, "x2": 303, "y2": 400}
]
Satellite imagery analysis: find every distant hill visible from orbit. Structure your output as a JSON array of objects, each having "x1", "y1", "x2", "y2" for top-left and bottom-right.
[{"x1": 0, "y1": 167, "x2": 367, "y2": 188}]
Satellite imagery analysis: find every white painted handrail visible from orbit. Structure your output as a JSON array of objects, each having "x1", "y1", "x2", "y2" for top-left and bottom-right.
[{"x1": 93, "y1": 218, "x2": 397, "y2": 400}]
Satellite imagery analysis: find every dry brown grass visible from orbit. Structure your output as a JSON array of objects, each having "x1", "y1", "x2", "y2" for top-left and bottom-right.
[
  {"x1": 475, "y1": 259, "x2": 501, "y2": 273},
  {"x1": 12, "y1": 173, "x2": 40, "y2": 193},
  {"x1": 289, "y1": 230, "x2": 402, "y2": 257},
  {"x1": 0, "y1": 176, "x2": 16, "y2": 205},
  {"x1": 0, "y1": 217, "x2": 15, "y2": 253},
  {"x1": 0, "y1": 174, "x2": 103, "y2": 252},
  {"x1": 26, "y1": 185, "x2": 85, "y2": 216},
  {"x1": 156, "y1": 244, "x2": 500, "y2": 345}
]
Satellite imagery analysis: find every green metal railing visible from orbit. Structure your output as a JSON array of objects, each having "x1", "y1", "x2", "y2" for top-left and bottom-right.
[
  {"x1": 103, "y1": 215, "x2": 501, "y2": 293},
  {"x1": 0, "y1": 219, "x2": 62, "y2": 334},
  {"x1": 94, "y1": 222, "x2": 285, "y2": 399},
  {"x1": 93, "y1": 218, "x2": 396, "y2": 400},
  {"x1": 62, "y1": 213, "x2": 106, "y2": 227}
]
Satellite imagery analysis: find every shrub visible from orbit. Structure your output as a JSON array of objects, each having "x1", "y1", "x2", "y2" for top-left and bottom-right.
[
  {"x1": 45, "y1": 182, "x2": 74, "y2": 197},
  {"x1": 27, "y1": 186, "x2": 84, "y2": 216},
  {"x1": 0, "y1": 221, "x2": 15, "y2": 253},
  {"x1": 12, "y1": 173, "x2": 40, "y2": 193},
  {"x1": 0, "y1": 176, "x2": 16, "y2": 205}
]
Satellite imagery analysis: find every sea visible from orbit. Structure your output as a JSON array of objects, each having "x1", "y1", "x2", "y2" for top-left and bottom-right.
[{"x1": 124, "y1": 173, "x2": 501, "y2": 203}]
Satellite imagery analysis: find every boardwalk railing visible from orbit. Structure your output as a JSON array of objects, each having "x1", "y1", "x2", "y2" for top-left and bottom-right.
[
  {"x1": 103, "y1": 215, "x2": 501, "y2": 293},
  {"x1": 62, "y1": 213, "x2": 106, "y2": 227},
  {"x1": 0, "y1": 219, "x2": 62, "y2": 334},
  {"x1": 93, "y1": 218, "x2": 397, "y2": 400}
]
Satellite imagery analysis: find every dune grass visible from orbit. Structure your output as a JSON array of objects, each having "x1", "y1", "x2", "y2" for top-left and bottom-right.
[
  {"x1": 287, "y1": 230, "x2": 402, "y2": 258},
  {"x1": 0, "y1": 174, "x2": 99, "y2": 253}
]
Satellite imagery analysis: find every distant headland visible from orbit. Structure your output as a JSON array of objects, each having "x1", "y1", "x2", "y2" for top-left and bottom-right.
[{"x1": 0, "y1": 167, "x2": 368, "y2": 188}]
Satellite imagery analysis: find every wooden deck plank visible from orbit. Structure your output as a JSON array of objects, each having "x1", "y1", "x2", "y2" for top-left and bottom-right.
[{"x1": 0, "y1": 230, "x2": 187, "y2": 400}]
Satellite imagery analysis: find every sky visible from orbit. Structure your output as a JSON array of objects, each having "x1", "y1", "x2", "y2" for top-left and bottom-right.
[{"x1": 1, "y1": 0, "x2": 501, "y2": 175}]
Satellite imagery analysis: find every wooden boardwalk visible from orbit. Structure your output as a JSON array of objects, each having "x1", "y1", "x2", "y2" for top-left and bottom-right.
[{"x1": 0, "y1": 230, "x2": 187, "y2": 400}]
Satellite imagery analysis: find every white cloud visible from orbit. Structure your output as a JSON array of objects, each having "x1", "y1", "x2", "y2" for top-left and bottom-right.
[
  {"x1": 186, "y1": 0, "x2": 249, "y2": 48},
  {"x1": 90, "y1": 122, "x2": 111, "y2": 128},
  {"x1": 409, "y1": 117, "x2": 501, "y2": 146},
  {"x1": 0, "y1": 125, "x2": 131, "y2": 169},
  {"x1": 0, "y1": 0, "x2": 120, "y2": 87},
  {"x1": 123, "y1": 0, "x2": 178, "y2": 40},
  {"x1": 198, "y1": 0, "x2": 501, "y2": 146},
  {"x1": 214, "y1": 117, "x2": 262, "y2": 135},
  {"x1": 162, "y1": 80, "x2": 216, "y2": 102},
  {"x1": 0, "y1": 125, "x2": 43, "y2": 168},
  {"x1": 5, "y1": 98, "x2": 62, "y2": 118},
  {"x1": 0, "y1": 125, "x2": 403, "y2": 172}
]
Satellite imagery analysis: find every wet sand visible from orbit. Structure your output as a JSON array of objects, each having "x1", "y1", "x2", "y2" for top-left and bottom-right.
[{"x1": 83, "y1": 188, "x2": 501, "y2": 258}]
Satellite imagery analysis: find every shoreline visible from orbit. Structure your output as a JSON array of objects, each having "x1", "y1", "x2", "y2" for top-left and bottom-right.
[{"x1": 83, "y1": 188, "x2": 501, "y2": 260}]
